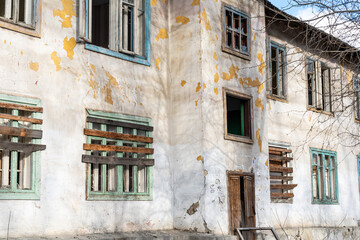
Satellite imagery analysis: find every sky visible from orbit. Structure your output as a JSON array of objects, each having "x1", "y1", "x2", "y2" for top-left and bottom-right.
[{"x1": 268, "y1": 0, "x2": 311, "y2": 18}]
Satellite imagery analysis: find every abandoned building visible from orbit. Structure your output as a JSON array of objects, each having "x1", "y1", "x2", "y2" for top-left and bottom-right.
[{"x1": 0, "y1": 0, "x2": 359, "y2": 239}]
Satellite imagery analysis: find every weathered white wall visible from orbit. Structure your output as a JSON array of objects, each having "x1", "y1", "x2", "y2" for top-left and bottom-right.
[{"x1": 0, "y1": 0, "x2": 173, "y2": 237}]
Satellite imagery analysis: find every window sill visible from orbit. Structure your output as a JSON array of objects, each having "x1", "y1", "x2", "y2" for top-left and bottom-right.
[
  {"x1": 267, "y1": 94, "x2": 288, "y2": 103},
  {"x1": 312, "y1": 200, "x2": 339, "y2": 205},
  {"x1": 0, "y1": 191, "x2": 40, "y2": 200},
  {"x1": 87, "y1": 193, "x2": 152, "y2": 201},
  {"x1": 225, "y1": 133, "x2": 253, "y2": 144},
  {"x1": 221, "y1": 45, "x2": 251, "y2": 61},
  {"x1": 0, "y1": 20, "x2": 40, "y2": 38},
  {"x1": 307, "y1": 107, "x2": 334, "y2": 116},
  {"x1": 85, "y1": 43, "x2": 150, "y2": 66}
]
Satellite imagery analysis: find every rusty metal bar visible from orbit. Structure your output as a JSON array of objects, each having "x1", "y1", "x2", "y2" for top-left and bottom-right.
[{"x1": 236, "y1": 227, "x2": 280, "y2": 240}]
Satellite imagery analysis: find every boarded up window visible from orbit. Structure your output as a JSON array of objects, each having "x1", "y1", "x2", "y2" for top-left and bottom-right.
[
  {"x1": 82, "y1": 110, "x2": 154, "y2": 200},
  {"x1": 269, "y1": 146, "x2": 297, "y2": 201},
  {"x1": 0, "y1": 96, "x2": 45, "y2": 199}
]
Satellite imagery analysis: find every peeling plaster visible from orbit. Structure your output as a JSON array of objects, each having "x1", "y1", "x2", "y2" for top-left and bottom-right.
[
  {"x1": 213, "y1": 52, "x2": 218, "y2": 61},
  {"x1": 187, "y1": 202, "x2": 199, "y2": 215},
  {"x1": 192, "y1": 0, "x2": 200, "y2": 6},
  {"x1": 176, "y1": 16, "x2": 190, "y2": 25},
  {"x1": 201, "y1": 9, "x2": 211, "y2": 31},
  {"x1": 214, "y1": 72, "x2": 219, "y2": 83},
  {"x1": 88, "y1": 64, "x2": 99, "y2": 98},
  {"x1": 255, "y1": 98, "x2": 264, "y2": 111},
  {"x1": 51, "y1": 51, "x2": 61, "y2": 71},
  {"x1": 53, "y1": 0, "x2": 76, "y2": 28},
  {"x1": 256, "y1": 128, "x2": 262, "y2": 152},
  {"x1": 221, "y1": 64, "x2": 239, "y2": 81},
  {"x1": 63, "y1": 37, "x2": 76, "y2": 60},
  {"x1": 196, "y1": 82, "x2": 201, "y2": 92},
  {"x1": 203, "y1": 83, "x2": 206, "y2": 90},
  {"x1": 181, "y1": 80, "x2": 187, "y2": 86},
  {"x1": 214, "y1": 88, "x2": 218, "y2": 95},
  {"x1": 265, "y1": 159, "x2": 269, "y2": 167},
  {"x1": 309, "y1": 114, "x2": 312, "y2": 122},
  {"x1": 29, "y1": 61, "x2": 39, "y2": 72},
  {"x1": 239, "y1": 77, "x2": 264, "y2": 94},
  {"x1": 204, "y1": 170, "x2": 208, "y2": 176},
  {"x1": 155, "y1": 28, "x2": 169, "y2": 41},
  {"x1": 197, "y1": 155, "x2": 204, "y2": 163},
  {"x1": 151, "y1": 0, "x2": 156, "y2": 6}
]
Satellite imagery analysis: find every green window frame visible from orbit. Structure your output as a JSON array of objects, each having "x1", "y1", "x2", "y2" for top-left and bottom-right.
[
  {"x1": 310, "y1": 148, "x2": 338, "y2": 204},
  {"x1": 0, "y1": 94, "x2": 43, "y2": 200},
  {"x1": 270, "y1": 42, "x2": 286, "y2": 98},
  {"x1": 83, "y1": 109, "x2": 153, "y2": 200}
]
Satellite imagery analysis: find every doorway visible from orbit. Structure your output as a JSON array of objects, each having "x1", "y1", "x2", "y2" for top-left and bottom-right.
[{"x1": 227, "y1": 171, "x2": 256, "y2": 239}]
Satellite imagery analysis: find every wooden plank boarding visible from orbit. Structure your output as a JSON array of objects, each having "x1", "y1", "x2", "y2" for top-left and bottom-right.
[
  {"x1": 269, "y1": 147, "x2": 292, "y2": 153},
  {"x1": 0, "y1": 113, "x2": 43, "y2": 124},
  {"x1": 84, "y1": 128, "x2": 153, "y2": 143},
  {"x1": 270, "y1": 184, "x2": 298, "y2": 189},
  {"x1": 83, "y1": 143, "x2": 154, "y2": 154},
  {"x1": 0, "y1": 126, "x2": 42, "y2": 138},
  {"x1": 270, "y1": 175, "x2": 293, "y2": 181},
  {"x1": 82, "y1": 155, "x2": 154, "y2": 166},
  {"x1": 269, "y1": 166, "x2": 293, "y2": 173},
  {"x1": 270, "y1": 192, "x2": 294, "y2": 198},
  {"x1": 0, "y1": 102, "x2": 43, "y2": 113},
  {"x1": 87, "y1": 116, "x2": 153, "y2": 131},
  {"x1": 0, "y1": 142, "x2": 46, "y2": 153}
]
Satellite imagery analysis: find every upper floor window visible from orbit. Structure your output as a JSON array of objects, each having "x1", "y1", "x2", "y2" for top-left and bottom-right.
[
  {"x1": 270, "y1": 42, "x2": 286, "y2": 99},
  {"x1": 222, "y1": 4, "x2": 250, "y2": 59},
  {"x1": 0, "y1": 0, "x2": 41, "y2": 37},
  {"x1": 223, "y1": 88, "x2": 253, "y2": 144},
  {"x1": 307, "y1": 59, "x2": 332, "y2": 112},
  {"x1": 311, "y1": 148, "x2": 338, "y2": 204},
  {"x1": 353, "y1": 76, "x2": 360, "y2": 120},
  {"x1": 82, "y1": 109, "x2": 154, "y2": 200},
  {"x1": 79, "y1": 0, "x2": 150, "y2": 66},
  {"x1": 0, "y1": 94, "x2": 45, "y2": 200}
]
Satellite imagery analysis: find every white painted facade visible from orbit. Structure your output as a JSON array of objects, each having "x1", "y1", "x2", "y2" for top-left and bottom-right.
[{"x1": 0, "y1": 0, "x2": 358, "y2": 239}]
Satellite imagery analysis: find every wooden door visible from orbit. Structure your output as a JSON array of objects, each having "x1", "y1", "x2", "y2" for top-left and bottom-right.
[{"x1": 228, "y1": 172, "x2": 256, "y2": 240}]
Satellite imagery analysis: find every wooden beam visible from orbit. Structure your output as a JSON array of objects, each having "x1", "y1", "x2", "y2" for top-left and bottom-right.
[
  {"x1": 84, "y1": 128, "x2": 153, "y2": 143},
  {"x1": 0, "y1": 102, "x2": 43, "y2": 113},
  {"x1": 83, "y1": 143, "x2": 154, "y2": 154},
  {"x1": 270, "y1": 192, "x2": 294, "y2": 198},
  {"x1": 0, "y1": 142, "x2": 46, "y2": 153},
  {"x1": 0, "y1": 126, "x2": 42, "y2": 138},
  {"x1": 0, "y1": 113, "x2": 42, "y2": 124},
  {"x1": 270, "y1": 184, "x2": 297, "y2": 189},
  {"x1": 87, "y1": 117, "x2": 153, "y2": 131},
  {"x1": 270, "y1": 175, "x2": 293, "y2": 181},
  {"x1": 269, "y1": 166, "x2": 293, "y2": 173},
  {"x1": 269, "y1": 147, "x2": 292, "y2": 153},
  {"x1": 269, "y1": 155, "x2": 293, "y2": 161},
  {"x1": 82, "y1": 155, "x2": 154, "y2": 166}
]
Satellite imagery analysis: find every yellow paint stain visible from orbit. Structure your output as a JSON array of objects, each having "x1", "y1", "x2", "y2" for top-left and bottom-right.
[
  {"x1": 255, "y1": 98, "x2": 264, "y2": 111},
  {"x1": 309, "y1": 114, "x2": 312, "y2": 122},
  {"x1": 215, "y1": 64, "x2": 218, "y2": 70},
  {"x1": 265, "y1": 159, "x2": 269, "y2": 167},
  {"x1": 268, "y1": 101, "x2": 271, "y2": 110},
  {"x1": 51, "y1": 51, "x2": 62, "y2": 71},
  {"x1": 151, "y1": 0, "x2": 156, "y2": 6},
  {"x1": 181, "y1": 80, "x2": 187, "y2": 87},
  {"x1": 106, "y1": 72, "x2": 119, "y2": 88},
  {"x1": 257, "y1": 53, "x2": 265, "y2": 76},
  {"x1": 192, "y1": 0, "x2": 200, "y2": 6},
  {"x1": 201, "y1": 8, "x2": 211, "y2": 31},
  {"x1": 197, "y1": 155, "x2": 204, "y2": 163},
  {"x1": 214, "y1": 88, "x2": 219, "y2": 95},
  {"x1": 256, "y1": 129, "x2": 262, "y2": 152},
  {"x1": 162, "y1": 0, "x2": 166, "y2": 3},
  {"x1": 346, "y1": 70, "x2": 352, "y2": 84},
  {"x1": 203, "y1": 83, "x2": 206, "y2": 90},
  {"x1": 155, "y1": 28, "x2": 168, "y2": 41},
  {"x1": 3, "y1": 40, "x2": 6, "y2": 44},
  {"x1": 53, "y1": 0, "x2": 76, "y2": 28},
  {"x1": 156, "y1": 57, "x2": 161, "y2": 70},
  {"x1": 104, "y1": 86, "x2": 113, "y2": 105},
  {"x1": 254, "y1": 34, "x2": 256, "y2": 41},
  {"x1": 90, "y1": 64, "x2": 96, "y2": 72},
  {"x1": 176, "y1": 16, "x2": 190, "y2": 25},
  {"x1": 213, "y1": 52, "x2": 218, "y2": 61},
  {"x1": 204, "y1": 170, "x2": 208, "y2": 176},
  {"x1": 196, "y1": 82, "x2": 201, "y2": 92},
  {"x1": 63, "y1": 37, "x2": 76, "y2": 60},
  {"x1": 20, "y1": 51, "x2": 23, "y2": 55},
  {"x1": 88, "y1": 68, "x2": 99, "y2": 99},
  {"x1": 239, "y1": 77, "x2": 264, "y2": 94},
  {"x1": 29, "y1": 61, "x2": 39, "y2": 72},
  {"x1": 221, "y1": 64, "x2": 239, "y2": 81},
  {"x1": 195, "y1": 100, "x2": 199, "y2": 106}
]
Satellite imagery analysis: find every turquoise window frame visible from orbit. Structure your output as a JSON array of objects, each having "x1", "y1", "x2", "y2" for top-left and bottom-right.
[
  {"x1": 269, "y1": 41, "x2": 287, "y2": 98},
  {"x1": 0, "y1": 94, "x2": 42, "y2": 200},
  {"x1": 84, "y1": 0, "x2": 151, "y2": 66},
  {"x1": 310, "y1": 148, "x2": 338, "y2": 204},
  {"x1": 223, "y1": 4, "x2": 250, "y2": 56},
  {"x1": 85, "y1": 109, "x2": 153, "y2": 201}
]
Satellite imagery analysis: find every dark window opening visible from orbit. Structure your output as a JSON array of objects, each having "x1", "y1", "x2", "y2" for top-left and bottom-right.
[
  {"x1": 226, "y1": 94, "x2": 251, "y2": 138},
  {"x1": 92, "y1": 0, "x2": 109, "y2": 49}
]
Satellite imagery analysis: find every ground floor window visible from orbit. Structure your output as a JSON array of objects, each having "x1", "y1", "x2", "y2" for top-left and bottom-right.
[
  {"x1": 0, "y1": 94, "x2": 45, "y2": 200},
  {"x1": 82, "y1": 109, "x2": 154, "y2": 200},
  {"x1": 311, "y1": 148, "x2": 338, "y2": 204}
]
